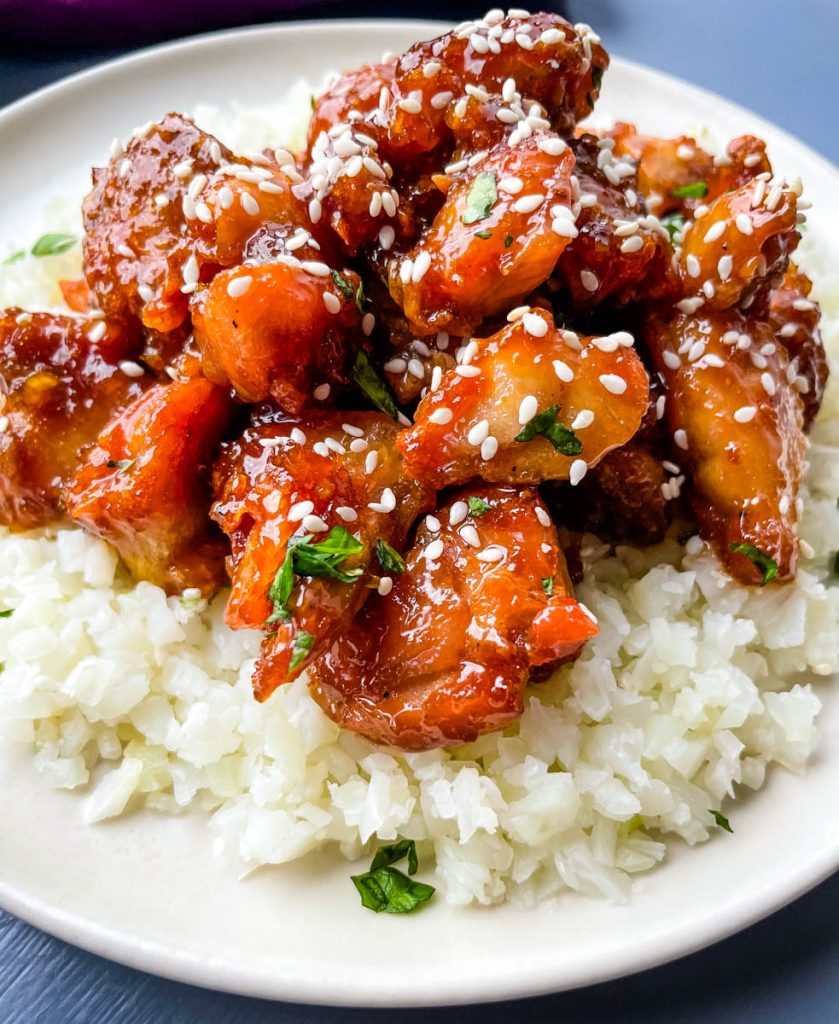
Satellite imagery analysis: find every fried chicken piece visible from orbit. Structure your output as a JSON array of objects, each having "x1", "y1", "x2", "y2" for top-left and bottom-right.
[
  {"x1": 644, "y1": 309, "x2": 806, "y2": 584},
  {"x1": 65, "y1": 377, "x2": 231, "y2": 595},
  {"x1": 211, "y1": 408, "x2": 433, "y2": 699},
  {"x1": 0, "y1": 309, "x2": 146, "y2": 529},
  {"x1": 678, "y1": 177, "x2": 799, "y2": 310},
  {"x1": 398, "y1": 309, "x2": 649, "y2": 490},
  {"x1": 551, "y1": 134, "x2": 677, "y2": 310},
  {"x1": 768, "y1": 264, "x2": 828, "y2": 429},
  {"x1": 191, "y1": 251, "x2": 362, "y2": 413},
  {"x1": 388, "y1": 135, "x2": 576, "y2": 336},
  {"x1": 308, "y1": 485, "x2": 598, "y2": 750}
]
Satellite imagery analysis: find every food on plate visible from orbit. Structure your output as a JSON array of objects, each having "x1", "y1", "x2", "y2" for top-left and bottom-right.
[{"x1": 0, "y1": 9, "x2": 836, "y2": 910}]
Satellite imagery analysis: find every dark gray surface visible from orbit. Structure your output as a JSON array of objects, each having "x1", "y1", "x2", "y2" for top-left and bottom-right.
[{"x1": 1, "y1": 1, "x2": 837, "y2": 1021}]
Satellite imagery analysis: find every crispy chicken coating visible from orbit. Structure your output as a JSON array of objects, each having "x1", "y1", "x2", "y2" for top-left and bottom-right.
[
  {"x1": 398, "y1": 309, "x2": 649, "y2": 490},
  {"x1": 65, "y1": 377, "x2": 231, "y2": 595},
  {"x1": 644, "y1": 310, "x2": 806, "y2": 584},
  {"x1": 211, "y1": 408, "x2": 433, "y2": 699},
  {"x1": 0, "y1": 310, "x2": 147, "y2": 529},
  {"x1": 308, "y1": 485, "x2": 598, "y2": 750}
]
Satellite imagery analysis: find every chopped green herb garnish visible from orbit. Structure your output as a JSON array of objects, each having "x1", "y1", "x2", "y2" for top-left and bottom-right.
[
  {"x1": 728, "y1": 542, "x2": 778, "y2": 585},
  {"x1": 662, "y1": 213, "x2": 686, "y2": 243},
  {"x1": 310, "y1": 94, "x2": 317, "y2": 110},
  {"x1": 710, "y1": 809, "x2": 733, "y2": 833},
  {"x1": 0, "y1": 609, "x2": 13, "y2": 619},
  {"x1": 475, "y1": 230, "x2": 492, "y2": 240},
  {"x1": 289, "y1": 631, "x2": 315, "y2": 671},
  {"x1": 106, "y1": 459, "x2": 135, "y2": 472},
  {"x1": 355, "y1": 279, "x2": 366, "y2": 314},
  {"x1": 330, "y1": 269, "x2": 354, "y2": 301},
  {"x1": 461, "y1": 172, "x2": 497, "y2": 225},
  {"x1": 31, "y1": 233, "x2": 76, "y2": 257},
  {"x1": 376, "y1": 537, "x2": 406, "y2": 574},
  {"x1": 370, "y1": 838, "x2": 419, "y2": 875},
  {"x1": 541, "y1": 577, "x2": 554, "y2": 596},
  {"x1": 592, "y1": 66, "x2": 604, "y2": 90},
  {"x1": 671, "y1": 181, "x2": 708, "y2": 200},
  {"x1": 3, "y1": 250, "x2": 25, "y2": 265},
  {"x1": 514, "y1": 405, "x2": 583, "y2": 456},
  {"x1": 351, "y1": 839, "x2": 435, "y2": 914},
  {"x1": 352, "y1": 351, "x2": 399, "y2": 421},
  {"x1": 267, "y1": 527, "x2": 364, "y2": 624},
  {"x1": 504, "y1": 234, "x2": 513, "y2": 248},
  {"x1": 467, "y1": 496, "x2": 492, "y2": 517}
]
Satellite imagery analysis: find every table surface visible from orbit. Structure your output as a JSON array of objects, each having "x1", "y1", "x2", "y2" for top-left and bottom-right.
[{"x1": 1, "y1": 1, "x2": 837, "y2": 1021}]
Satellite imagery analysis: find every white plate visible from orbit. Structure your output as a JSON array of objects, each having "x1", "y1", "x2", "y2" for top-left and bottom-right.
[{"x1": 0, "y1": 18, "x2": 837, "y2": 1008}]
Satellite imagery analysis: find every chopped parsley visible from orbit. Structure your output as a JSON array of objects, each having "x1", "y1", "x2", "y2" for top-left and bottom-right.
[
  {"x1": 504, "y1": 234, "x2": 514, "y2": 248},
  {"x1": 710, "y1": 809, "x2": 733, "y2": 833},
  {"x1": 662, "y1": 212, "x2": 686, "y2": 243},
  {"x1": 728, "y1": 542, "x2": 778, "y2": 586},
  {"x1": 351, "y1": 839, "x2": 435, "y2": 914},
  {"x1": 3, "y1": 250, "x2": 25, "y2": 265},
  {"x1": 671, "y1": 181, "x2": 708, "y2": 200},
  {"x1": 467, "y1": 496, "x2": 492, "y2": 517},
  {"x1": 290, "y1": 631, "x2": 315, "y2": 671},
  {"x1": 461, "y1": 172, "x2": 497, "y2": 225},
  {"x1": 352, "y1": 351, "x2": 399, "y2": 421},
  {"x1": 376, "y1": 538, "x2": 406, "y2": 574},
  {"x1": 541, "y1": 577, "x2": 554, "y2": 596},
  {"x1": 0, "y1": 609, "x2": 13, "y2": 619},
  {"x1": 475, "y1": 230, "x2": 492, "y2": 240},
  {"x1": 330, "y1": 269, "x2": 354, "y2": 301},
  {"x1": 355, "y1": 279, "x2": 366, "y2": 314},
  {"x1": 30, "y1": 233, "x2": 76, "y2": 257},
  {"x1": 267, "y1": 526, "x2": 364, "y2": 624},
  {"x1": 514, "y1": 405, "x2": 583, "y2": 456},
  {"x1": 106, "y1": 459, "x2": 135, "y2": 472}
]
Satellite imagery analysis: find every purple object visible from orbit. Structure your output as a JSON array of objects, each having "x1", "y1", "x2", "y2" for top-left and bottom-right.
[{"x1": 0, "y1": 0, "x2": 334, "y2": 48}]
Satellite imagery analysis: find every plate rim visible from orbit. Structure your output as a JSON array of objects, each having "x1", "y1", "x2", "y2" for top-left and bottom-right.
[{"x1": 0, "y1": 17, "x2": 837, "y2": 1007}]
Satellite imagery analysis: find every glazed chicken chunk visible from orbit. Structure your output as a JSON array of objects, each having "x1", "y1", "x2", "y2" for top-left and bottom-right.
[
  {"x1": 308, "y1": 485, "x2": 598, "y2": 750},
  {"x1": 65, "y1": 377, "x2": 232, "y2": 594},
  {"x1": 211, "y1": 408, "x2": 433, "y2": 699},
  {"x1": 0, "y1": 310, "x2": 147, "y2": 529},
  {"x1": 398, "y1": 308, "x2": 649, "y2": 490}
]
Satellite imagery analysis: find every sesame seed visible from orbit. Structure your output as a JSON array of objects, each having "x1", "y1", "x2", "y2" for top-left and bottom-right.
[
  {"x1": 313, "y1": 383, "x2": 331, "y2": 402},
  {"x1": 384, "y1": 358, "x2": 407, "y2": 373},
  {"x1": 377, "y1": 576, "x2": 393, "y2": 596},
  {"x1": 323, "y1": 291, "x2": 341, "y2": 314},
  {"x1": 424, "y1": 539, "x2": 445, "y2": 561},
  {"x1": 760, "y1": 372, "x2": 777, "y2": 396},
  {"x1": 335, "y1": 506, "x2": 358, "y2": 523},
  {"x1": 717, "y1": 255, "x2": 733, "y2": 282},
  {"x1": 677, "y1": 297, "x2": 705, "y2": 314},
  {"x1": 399, "y1": 258, "x2": 413, "y2": 284},
  {"x1": 674, "y1": 429, "x2": 689, "y2": 450},
  {"x1": 455, "y1": 364, "x2": 481, "y2": 378},
  {"x1": 288, "y1": 500, "x2": 315, "y2": 522},
  {"x1": 540, "y1": 27, "x2": 565, "y2": 44},
  {"x1": 513, "y1": 194, "x2": 544, "y2": 214},
  {"x1": 308, "y1": 197, "x2": 322, "y2": 223},
  {"x1": 423, "y1": 60, "x2": 442, "y2": 77},
  {"x1": 397, "y1": 97, "x2": 422, "y2": 114},
  {"x1": 599, "y1": 374, "x2": 627, "y2": 395},
  {"x1": 733, "y1": 406, "x2": 757, "y2": 424},
  {"x1": 522, "y1": 312, "x2": 548, "y2": 337},
  {"x1": 370, "y1": 487, "x2": 396, "y2": 514},
  {"x1": 239, "y1": 192, "x2": 259, "y2": 216},
  {"x1": 477, "y1": 545, "x2": 505, "y2": 562},
  {"x1": 301, "y1": 260, "x2": 331, "y2": 277},
  {"x1": 324, "y1": 437, "x2": 346, "y2": 455},
  {"x1": 703, "y1": 221, "x2": 726, "y2": 244},
  {"x1": 365, "y1": 450, "x2": 379, "y2": 475},
  {"x1": 779, "y1": 322, "x2": 800, "y2": 338},
  {"x1": 620, "y1": 235, "x2": 644, "y2": 254},
  {"x1": 290, "y1": 427, "x2": 306, "y2": 445},
  {"x1": 431, "y1": 91, "x2": 454, "y2": 109},
  {"x1": 537, "y1": 137, "x2": 567, "y2": 156},
  {"x1": 407, "y1": 358, "x2": 425, "y2": 379},
  {"x1": 687, "y1": 341, "x2": 706, "y2": 363},
  {"x1": 735, "y1": 212, "x2": 753, "y2": 235},
  {"x1": 379, "y1": 225, "x2": 395, "y2": 250},
  {"x1": 460, "y1": 524, "x2": 481, "y2": 547},
  {"x1": 498, "y1": 176, "x2": 524, "y2": 194},
  {"x1": 226, "y1": 275, "x2": 252, "y2": 298},
  {"x1": 686, "y1": 254, "x2": 701, "y2": 278},
  {"x1": 535, "y1": 506, "x2": 551, "y2": 527},
  {"x1": 518, "y1": 394, "x2": 538, "y2": 424},
  {"x1": 569, "y1": 459, "x2": 587, "y2": 486},
  {"x1": 412, "y1": 250, "x2": 432, "y2": 282},
  {"x1": 580, "y1": 270, "x2": 599, "y2": 292},
  {"x1": 302, "y1": 514, "x2": 329, "y2": 533},
  {"x1": 429, "y1": 407, "x2": 453, "y2": 425},
  {"x1": 467, "y1": 420, "x2": 490, "y2": 446},
  {"x1": 362, "y1": 313, "x2": 376, "y2": 336},
  {"x1": 552, "y1": 359, "x2": 575, "y2": 383},
  {"x1": 481, "y1": 436, "x2": 498, "y2": 460},
  {"x1": 86, "y1": 321, "x2": 107, "y2": 343},
  {"x1": 450, "y1": 501, "x2": 469, "y2": 527},
  {"x1": 349, "y1": 438, "x2": 368, "y2": 453},
  {"x1": 779, "y1": 495, "x2": 790, "y2": 515}
]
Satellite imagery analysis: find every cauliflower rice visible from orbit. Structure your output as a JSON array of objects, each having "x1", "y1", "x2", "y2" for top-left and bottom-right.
[{"x1": 0, "y1": 93, "x2": 838, "y2": 908}]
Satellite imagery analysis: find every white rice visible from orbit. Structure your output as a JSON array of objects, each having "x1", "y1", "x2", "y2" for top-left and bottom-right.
[{"x1": 0, "y1": 97, "x2": 837, "y2": 908}]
